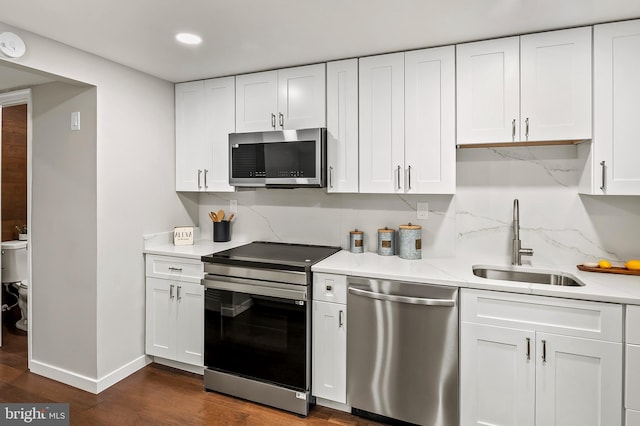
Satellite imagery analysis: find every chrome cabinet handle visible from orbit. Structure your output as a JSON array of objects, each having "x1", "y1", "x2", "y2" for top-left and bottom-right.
[
  {"x1": 325, "y1": 285, "x2": 332, "y2": 291},
  {"x1": 512, "y1": 119, "x2": 516, "y2": 141},
  {"x1": 278, "y1": 112, "x2": 284, "y2": 129},
  {"x1": 197, "y1": 169, "x2": 202, "y2": 189},
  {"x1": 600, "y1": 161, "x2": 606, "y2": 192},
  {"x1": 408, "y1": 165, "x2": 412, "y2": 190},
  {"x1": 329, "y1": 166, "x2": 333, "y2": 188},
  {"x1": 526, "y1": 337, "x2": 531, "y2": 361},
  {"x1": 271, "y1": 113, "x2": 276, "y2": 129},
  {"x1": 542, "y1": 339, "x2": 547, "y2": 363},
  {"x1": 397, "y1": 165, "x2": 401, "y2": 190},
  {"x1": 203, "y1": 169, "x2": 208, "y2": 189},
  {"x1": 348, "y1": 287, "x2": 456, "y2": 307},
  {"x1": 339, "y1": 310, "x2": 344, "y2": 328},
  {"x1": 177, "y1": 286, "x2": 182, "y2": 301},
  {"x1": 525, "y1": 117, "x2": 529, "y2": 141},
  {"x1": 168, "y1": 267, "x2": 182, "y2": 272},
  {"x1": 170, "y1": 284, "x2": 175, "y2": 299}
]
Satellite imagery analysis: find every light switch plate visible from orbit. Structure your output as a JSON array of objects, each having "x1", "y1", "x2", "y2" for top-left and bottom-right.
[
  {"x1": 71, "y1": 111, "x2": 80, "y2": 131},
  {"x1": 417, "y1": 202, "x2": 428, "y2": 220}
]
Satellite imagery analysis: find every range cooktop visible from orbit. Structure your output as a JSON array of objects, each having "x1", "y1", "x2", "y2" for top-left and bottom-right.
[{"x1": 201, "y1": 241, "x2": 341, "y2": 272}]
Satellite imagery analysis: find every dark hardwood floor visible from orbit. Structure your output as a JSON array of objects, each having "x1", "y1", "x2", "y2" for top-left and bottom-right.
[{"x1": 0, "y1": 324, "x2": 384, "y2": 425}]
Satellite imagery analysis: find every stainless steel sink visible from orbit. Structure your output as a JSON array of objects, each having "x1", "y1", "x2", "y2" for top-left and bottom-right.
[{"x1": 472, "y1": 266, "x2": 585, "y2": 286}]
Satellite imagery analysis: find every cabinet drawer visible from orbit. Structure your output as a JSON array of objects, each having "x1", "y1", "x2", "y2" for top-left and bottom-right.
[
  {"x1": 461, "y1": 289, "x2": 623, "y2": 342},
  {"x1": 628, "y1": 306, "x2": 640, "y2": 344},
  {"x1": 145, "y1": 255, "x2": 204, "y2": 283},
  {"x1": 313, "y1": 273, "x2": 347, "y2": 304}
]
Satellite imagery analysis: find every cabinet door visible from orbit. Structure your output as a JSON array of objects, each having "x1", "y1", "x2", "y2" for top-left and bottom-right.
[
  {"x1": 326, "y1": 59, "x2": 359, "y2": 193},
  {"x1": 535, "y1": 333, "x2": 622, "y2": 426},
  {"x1": 312, "y1": 300, "x2": 346, "y2": 403},
  {"x1": 594, "y1": 19, "x2": 640, "y2": 194},
  {"x1": 521, "y1": 27, "x2": 592, "y2": 142},
  {"x1": 278, "y1": 63, "x2": 326, "y2": 130},
  {"x1": 145, "y1": 278, "x2": 176, "y2": 359},
  {"x1": 175, "y1": 282, "x2": 204, "y2": 366},
  {"x1": 235, "y1": 71, "x2": 278, "y2": 132},
  {"x1": 460, "y1": 322, "x2": 535, "y2": 426},
  {"x1": 405, "y1": 46, "x2": 455, "y2": 194},
  {"x1": 359, "y1": 52, "x2": 405, "y2": 193},
  {"x1": 204, "y1": 77, "x2": 235, "y2": 192},
  {"x1": 175, "y1": 81, "x2": 206, "y2": 191},
  {"x1": 456, "y1": 37, "x2": 520, "y2": 144}
]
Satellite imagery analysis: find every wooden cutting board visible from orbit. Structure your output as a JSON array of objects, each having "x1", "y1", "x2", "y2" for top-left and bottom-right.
[{"x1": 577, "y1": 264, "x2": 640, "y2": 276}]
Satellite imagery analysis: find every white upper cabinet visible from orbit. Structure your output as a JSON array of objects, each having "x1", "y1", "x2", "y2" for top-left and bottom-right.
[
  {"x1": 175, "y1": 77, "x2": 235, "y2": 192},
  {"x1": 234, "y1": 71, "x2": 278, "y2": 133},
  {"x1": 204, "y1": 77, "x2": 235, "y2": 192},
  {"x1": 405, "y1": 46, "x2": 456, "y2": 194},
  {"x1": 235, "y1": 64, "x2": 326, "y2": 132},
  {"x1": 592, "y1": 19, "x2": 640, "y2": 195},
  {"x1": 359, "y1": 48, "x2": 456, "y2": 194},
  {"x1": 520, "y1": 27, "x2": 592, "y2": 142},
  {"x1": 175, "y1": 81, "x2": 206, "y2": 191},
  {"x1": 359, "y1": 53, "x2": 405, "y2": 193},
  {"x1": 457, "y1": 27, "x2": 592, "y2": 145},
  {"x1": 456, "y1": 36, "x2": 520, "y2": 145},
  {"x1": 326, "y1": 59, "x2": 359, "y2": 193}
]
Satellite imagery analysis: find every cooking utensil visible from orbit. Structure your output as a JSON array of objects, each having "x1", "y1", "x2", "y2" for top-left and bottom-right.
[
  {"x1": 209, "y1": 211, "x2": 218, "y2": 222},
  {"x1": 217, "y1": 210, "x2": 225, "y2": 222},
  {"x1": 227, "y1": 213, "x2": 235, "y2": 222}
]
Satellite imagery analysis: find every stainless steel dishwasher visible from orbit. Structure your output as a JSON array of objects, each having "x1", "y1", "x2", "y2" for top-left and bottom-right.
[{"x1": 347, "y1": 276, "x2": 459, "y2": 426}]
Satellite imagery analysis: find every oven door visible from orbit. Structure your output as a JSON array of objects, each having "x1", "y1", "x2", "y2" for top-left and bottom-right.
[{"x1": 203, "y1": 275, "x2": 309, "y2": 391}]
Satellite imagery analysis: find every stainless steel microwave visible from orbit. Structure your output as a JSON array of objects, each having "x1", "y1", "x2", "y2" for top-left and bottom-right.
[{"x1": 229, "y1": 127, "x2": 326, "y2": 188}]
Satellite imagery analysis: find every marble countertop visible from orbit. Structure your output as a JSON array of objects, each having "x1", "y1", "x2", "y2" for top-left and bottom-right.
[
  {"x1": 142, "y1": 230, "x2": 250, "y2": 260},
  {"x1": 312, "y1": 250, "x2": 640, "y2": 305}
]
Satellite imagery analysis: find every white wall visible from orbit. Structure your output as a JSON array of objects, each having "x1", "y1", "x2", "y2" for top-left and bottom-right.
[
  {"x1": 1, "y1": 21, "x2": 196, "y2": 390},
  {"x1": 199, "y1": 145, "x2": 640, "y2": 267},
  {"x1": 31, "y1": 82, "x2": 97, "y2": 377}
]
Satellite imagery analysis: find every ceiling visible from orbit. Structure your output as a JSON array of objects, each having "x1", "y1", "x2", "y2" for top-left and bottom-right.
[{"x1": 1, "y1": 0, "x2": 640, "y2": 84}]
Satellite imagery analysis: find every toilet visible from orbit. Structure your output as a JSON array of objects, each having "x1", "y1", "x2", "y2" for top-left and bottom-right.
[{"x1": 1, "y1": 240, "x2": 28, "y2": 332}]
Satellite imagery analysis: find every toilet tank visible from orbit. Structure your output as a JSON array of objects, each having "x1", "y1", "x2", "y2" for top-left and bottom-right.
[{"x1": 1, "y1": 240, "x2": 28, "y2": 283}]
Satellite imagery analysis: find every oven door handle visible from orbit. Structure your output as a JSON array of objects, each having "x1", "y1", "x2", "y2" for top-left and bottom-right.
[
  {"x1": 203, "y1": 277, "x2": 307, "y2": 301},
  {"x1": 348, "y1": 287, "x2": 456, "y2": 307}
]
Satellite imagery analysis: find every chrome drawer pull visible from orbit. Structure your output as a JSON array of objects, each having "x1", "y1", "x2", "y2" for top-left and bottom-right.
[{"x1": 168, "y1": 267, "x2": 183, "y2": 272}]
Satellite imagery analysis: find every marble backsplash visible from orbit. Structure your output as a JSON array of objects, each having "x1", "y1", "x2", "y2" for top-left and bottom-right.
[{"x1": 198, "y1": 145, "x2": 640, "y2": 267}]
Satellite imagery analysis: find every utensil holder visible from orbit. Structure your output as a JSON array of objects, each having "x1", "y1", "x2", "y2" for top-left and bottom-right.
[{"x1": 213, "y1": 221, "x2": 230, "y2": 242}]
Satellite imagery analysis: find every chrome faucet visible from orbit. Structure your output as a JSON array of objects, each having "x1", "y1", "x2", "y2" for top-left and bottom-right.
[{"x1": 512, "y1": 199, "x2": 533, "y2": 265}]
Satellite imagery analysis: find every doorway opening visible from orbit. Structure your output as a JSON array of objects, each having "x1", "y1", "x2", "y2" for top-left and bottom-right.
[{"x1": 0, "y1": 89, "x2": 30, "y2": 365}]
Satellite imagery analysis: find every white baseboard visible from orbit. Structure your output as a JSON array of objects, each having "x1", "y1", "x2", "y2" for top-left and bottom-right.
[
  {"x1": 152, "y1": 357, "x2": 204, "y2": 375},
  {"x1": 29, "y1": 355, "x2": 151, "y2": 394}
]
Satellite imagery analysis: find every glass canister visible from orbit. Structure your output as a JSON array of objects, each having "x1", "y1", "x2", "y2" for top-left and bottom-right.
[
  {"x1": 349, "y1": 229, "x2": 364, "y2": 253},
  {"x1": 398, "y1": 224, "x2": 422, "y2": 260},
  {"x1": 377, "y1": 227, "x2": 395, "y2": 256}
]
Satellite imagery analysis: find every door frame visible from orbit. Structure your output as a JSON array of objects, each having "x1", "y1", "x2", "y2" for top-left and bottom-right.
[{"x1": 0, "y1": 89, "x2": 32, "y2": 363}]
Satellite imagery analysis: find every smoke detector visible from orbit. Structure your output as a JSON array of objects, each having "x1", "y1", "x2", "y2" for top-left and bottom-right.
[{"x1": 0, "y1": 32, "x2": 26, "y2": 58}]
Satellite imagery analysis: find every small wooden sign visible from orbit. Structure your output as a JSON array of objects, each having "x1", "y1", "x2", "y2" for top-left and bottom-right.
[{"x1": 173, "y1": 226, "x2": 194, "y2": 246}]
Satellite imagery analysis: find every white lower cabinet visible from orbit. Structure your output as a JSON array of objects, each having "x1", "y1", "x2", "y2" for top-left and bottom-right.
[
  {"x1": 312, "y1": 273, "x2": 347, "y2": 404},
  {"x1": 461, "y1": 289, "x2": 623, "y2": 426},
  {"x1": 145, "y1": 255, "x2": 204, "y2": 368},
  {"x1": 626, "y1": 306, "x2": 640, "y2": 425}
]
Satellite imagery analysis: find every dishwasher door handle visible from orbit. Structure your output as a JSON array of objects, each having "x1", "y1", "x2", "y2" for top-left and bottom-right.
[{"x1": 348, "y1": 286, "x2": 456, "y2": 307}]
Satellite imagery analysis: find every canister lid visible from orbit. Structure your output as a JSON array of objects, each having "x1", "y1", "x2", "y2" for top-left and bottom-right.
[
  {"x1": 399, "y1": 224, "x2": 422, "y2": 230},
  {"x1": 377, "y1": 227, "x2": 395, "y2": 233},
  {"x1": 350, "y1": 229, "x2": 363, "y2": 235}
]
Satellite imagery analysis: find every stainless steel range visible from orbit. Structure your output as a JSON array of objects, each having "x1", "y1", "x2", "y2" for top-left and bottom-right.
[{"x1": 200, "y1": 241, "x2": 341, "y2": 416}]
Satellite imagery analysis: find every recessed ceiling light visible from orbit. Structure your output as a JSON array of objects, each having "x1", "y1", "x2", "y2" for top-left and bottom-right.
[{"x1": 175, "y1": 33, "x2": 202, "y2": 45}]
